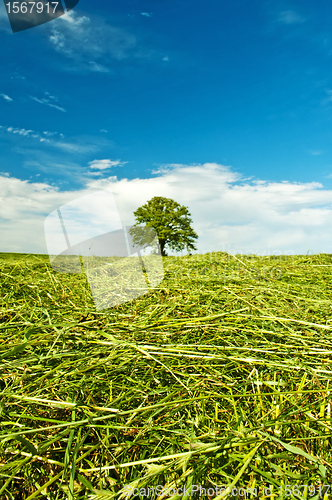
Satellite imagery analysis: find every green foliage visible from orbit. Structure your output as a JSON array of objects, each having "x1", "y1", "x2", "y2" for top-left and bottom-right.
[{"x1": 129, "y1": 196, "x2": 198, "y2": 256}]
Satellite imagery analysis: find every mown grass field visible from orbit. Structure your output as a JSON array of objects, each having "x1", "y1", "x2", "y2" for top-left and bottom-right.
[{"x1": 1, "y1": 251, "x2": 332, "y2": 499}]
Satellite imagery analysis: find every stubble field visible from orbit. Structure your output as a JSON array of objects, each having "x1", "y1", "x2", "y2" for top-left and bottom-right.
[{"x1": 1, "y1": 251, "x2": 332, "y2": 499}]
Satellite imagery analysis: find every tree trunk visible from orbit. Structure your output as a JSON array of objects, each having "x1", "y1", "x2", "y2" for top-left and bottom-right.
[{"x1": 159, "y1": 239, "x2": 167, "y2": 256}]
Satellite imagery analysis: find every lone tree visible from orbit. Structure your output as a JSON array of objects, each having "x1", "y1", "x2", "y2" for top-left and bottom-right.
[{"x1": 129, "y1": 196, "x2": 198, "y2": 256}]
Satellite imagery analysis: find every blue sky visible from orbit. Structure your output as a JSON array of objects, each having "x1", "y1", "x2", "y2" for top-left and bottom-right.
[{"x1": 1, "y1": 0, "x2": 332, "y2": 254}]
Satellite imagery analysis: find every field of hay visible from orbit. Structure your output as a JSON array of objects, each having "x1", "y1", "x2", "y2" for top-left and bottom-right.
[{"x1": 1, "y1": 251, "x2": 332, "y2": 499}]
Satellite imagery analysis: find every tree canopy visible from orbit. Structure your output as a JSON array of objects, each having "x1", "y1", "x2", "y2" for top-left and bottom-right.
[{"x1": 129, "y1": 196, "x2": 198, "y2": 256}]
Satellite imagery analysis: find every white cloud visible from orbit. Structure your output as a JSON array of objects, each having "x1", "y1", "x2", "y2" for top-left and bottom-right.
[
  {"x1": 88, "y1": 159, "x2": 126, "y2": 170},
  {"x1": 2, "y1": 163, "x2": 332, "y2": 255},
  {"x1": 7, "y1": 127, "x2": 33, "y2": 136},
  {"x1": 1, "y1": 93, "x2": 13, "y2": 102},
  {"x1": 86, "y1": 62, "x2": 110, "y2": 73},
  {"x1": 55, "y1": 142, "x2": 101, "y2": 154},
  {"x1": 48, "y1": 11, "x2": 139, "y2": 72},
  {"x1": 30, "y1": 95, "x2": 66, "y2": 112},
  {"x1": 0, "y1": 175, "x2": 92, "y2": 253},
  {"x1": 278, "y1": 10, "x2": 305, "y2": 25},
  {"x1": 141, "y1": 12, "x2": 152, "y2": 17},
  {"x1": 0, "y1": 125, "x2": 103, "y2": 155},
  {"x1": 0, "y1": 125, "x2": 62, "y2": 143},
  {"x1": 43, "y1": 131, "x2": 63, "y2": 137}
]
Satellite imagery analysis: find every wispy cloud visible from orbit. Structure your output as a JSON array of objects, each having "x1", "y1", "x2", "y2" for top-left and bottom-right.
[
  {"x1": 1, "y1": 125, "x2": 96, "y2": 154},
  {"x1": 1, "y1": 93, "x2": 13, "y2": 102},
  {"x1": 43, "y1": 131, "x2": 64, "y2": 137},
  {"x1": 0, "y1": 124, "x2": 113, "y2": 160},
  {"x1": 55, "y1": 142, "x2": 98, "y2": 154},
  {"x1": 277, "y1": 10, "x2": 305, "y2": 25},
  {"x1": 88, "y1": 159, "x2": 126, "y2": 170},
  {"x1": 47, "y1": 11, "x2": 142, "y2": 72},
  {"x1": 0, "y1": 125, "x2": 62, "y2": 143},
  {"x1": 141, "y1": 12, "x2": 152, "y2": 17},
  {"x1": 10, "y1": 72, "x2": 25, "y2": 80},
  {"x1": 23, "y1": 157, "x2": 87, "y2": 181},
  {"x1": 52, "y1": 135, "x2": 113, "y2": 155},
  {"x1": 30, "y1": 93, "x2": 66, "y2": 112}
]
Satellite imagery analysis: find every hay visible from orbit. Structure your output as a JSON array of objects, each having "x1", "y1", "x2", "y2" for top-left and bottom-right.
[{"x1": 1, "y1": 251, "x2": 332, "y2": 498}]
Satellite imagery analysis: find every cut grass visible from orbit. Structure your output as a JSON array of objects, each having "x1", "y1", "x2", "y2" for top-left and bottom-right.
[{"x1": 1, "y1": 251, "x2": 332, "y2": 498}]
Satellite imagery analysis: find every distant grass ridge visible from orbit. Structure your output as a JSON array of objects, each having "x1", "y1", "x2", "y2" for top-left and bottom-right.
[{"x1": 1, "y1": 251, "x2": 332, "y2": 498}]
